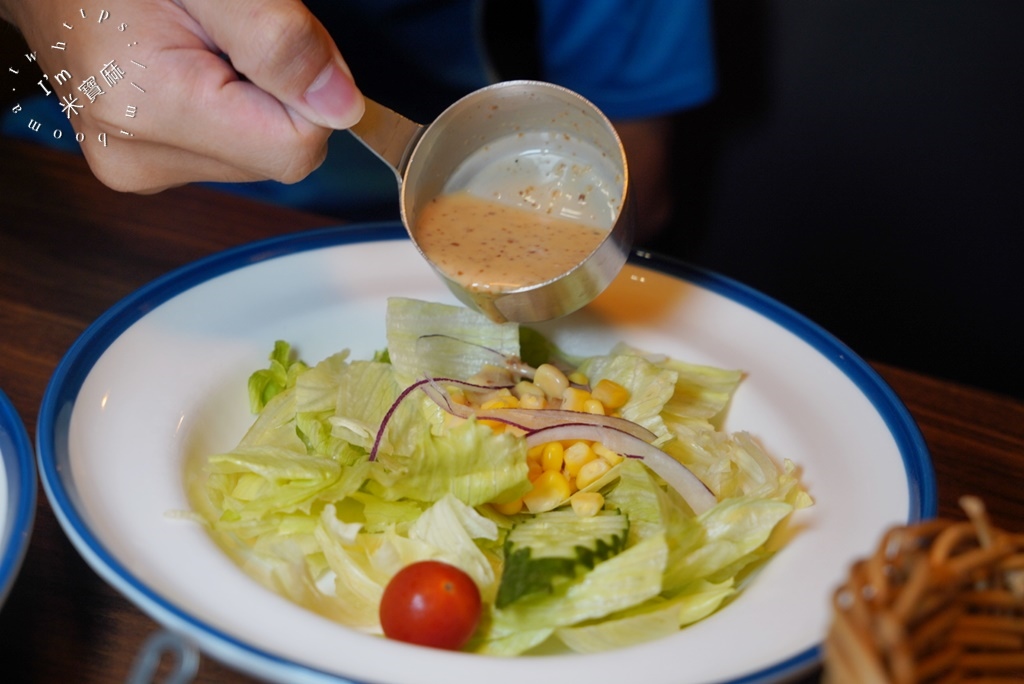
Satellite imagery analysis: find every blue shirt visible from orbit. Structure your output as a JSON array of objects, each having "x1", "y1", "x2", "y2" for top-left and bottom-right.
[
  {"x1": 5, "y1": 0, "x2": 715, "y2": 218},
  {"x1": 219, "y1": 0, "x2": 716, "y2": 218},
  {"x1": 537, "y1": 0, "x2": 716, "y2": 120}
]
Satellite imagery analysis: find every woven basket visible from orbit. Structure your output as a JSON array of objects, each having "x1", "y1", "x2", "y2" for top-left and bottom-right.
[{"x1": 825, "y1": 497, "x2": 1024, "y2": 684}]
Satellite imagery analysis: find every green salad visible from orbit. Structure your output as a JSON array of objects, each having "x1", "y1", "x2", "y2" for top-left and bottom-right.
[{"x1": 188, "y1": 297, "x2": 812, "y2": 655}]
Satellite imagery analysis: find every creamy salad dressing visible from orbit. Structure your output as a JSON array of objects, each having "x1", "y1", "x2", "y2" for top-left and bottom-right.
[
  {"x1": 414, "y1": 191, "x2": 607, "y2": 292},
  {"x1": 413, "y1": 130, "x2": 621, "y2": 295}
]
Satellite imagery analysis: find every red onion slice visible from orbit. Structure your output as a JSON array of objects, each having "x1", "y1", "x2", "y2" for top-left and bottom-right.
[
  {"x1": 370, "y1": 376, "x2": 527, "y2": 461},
  {"x1": 419, "y1": 379, "x2": 656, "y2": 442},
  {"x1": 372, "y1": 378, "x2": 691, "y2": 513},
  {"x1": 524, "y1": 424, "x2": 717, "y2": 515}
]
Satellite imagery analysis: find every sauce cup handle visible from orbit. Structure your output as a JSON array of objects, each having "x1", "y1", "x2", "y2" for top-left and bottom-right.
[{"x1": 348, "y1": 97, "x2": 424, "y2": 185}]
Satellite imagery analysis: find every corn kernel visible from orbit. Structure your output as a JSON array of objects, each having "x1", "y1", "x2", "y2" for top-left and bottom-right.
[
  {"x1": 527, "y1": 459, "x2": 544, "y2": 482},
  {"x1": 469, "y1": 364, "x2": 514, "y2": 387},
  {"x1": 527, "y1": 444, "x2": 545, "y2": 461},
  {"x1": 570, "y1": 492, "x2": 605, "y2": 517},
  {"x1": 568, "y1": 371, "x2": 589, "y2": 385},
  {"x1": 560, "y1": 386, "x2": 591, "y2": 412},
  {"x1": 541, "y1": 442, "x2": 564, "y2": 472},
  {"x1": 593, "y1": 442, "x2": 625, "y2": 466},
  {"x1": 481, "y1": 393, "x2": 519, "y2": 410},
  {"x1": 592, "y1": 379, "x2": 629, "y2": 410},
  {"x1": 492, "y1": 498, "x2": 524, "y2": 516},
  {"x1": 513, "y1": 380, "x2": 545, "y2": 400},
  {"x1": 583, "y1": 398, "x2": 606, "y2": 415},
  {"x1": 575, "y1": 458, "x2": 611, "y2": 490},
  {"x1": 519, "y1": 393, "x2": 546, "y2": 410},
  {"x1": 478, "y1": 419, "x2": 507, "y2": 434},
  {"x1": 534, "y1": 363, "x2": 569, "y2": 399},
  {"x1": 522, "y1": 470, "x2": 572, "y2": 513},
  {"x1": 448, "y1": 388, "x2": 469, "y2": 406},
  {"x1": 563, "y1": 441, "x2": 596, "y2": 477}
]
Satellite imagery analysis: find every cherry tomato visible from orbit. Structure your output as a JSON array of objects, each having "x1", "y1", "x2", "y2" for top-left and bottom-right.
[{"x1": 379, "y1": 560, "x2": 482, "y2": 650}]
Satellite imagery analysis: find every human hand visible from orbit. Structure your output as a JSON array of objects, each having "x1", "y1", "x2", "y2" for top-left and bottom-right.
[{"x1": 2, "y1": 0, "x2": 363, "y2": 192}]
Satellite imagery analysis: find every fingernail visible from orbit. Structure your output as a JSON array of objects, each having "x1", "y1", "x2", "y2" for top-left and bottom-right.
[{"x1": 305, "y1": 62, "x2": 364, "y2": 129}]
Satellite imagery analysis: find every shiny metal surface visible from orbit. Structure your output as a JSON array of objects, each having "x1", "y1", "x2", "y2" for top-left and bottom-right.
[
  {"x1": 348, "y1": 98, "x2": 422, "y2": 183},
  {"x1": 348, "y1": 80, "x2": 632, "y2": 323}
]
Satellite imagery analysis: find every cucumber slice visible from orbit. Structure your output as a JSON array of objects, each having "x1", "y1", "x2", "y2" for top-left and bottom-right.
[{"x1": 496, "y1": 509, "x2": 629, "y2": 608}]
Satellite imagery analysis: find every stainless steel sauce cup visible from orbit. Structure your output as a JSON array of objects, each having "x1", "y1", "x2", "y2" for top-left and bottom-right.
[{"x1": 349, "y1": 80, "x2": 633, "y2": 323}]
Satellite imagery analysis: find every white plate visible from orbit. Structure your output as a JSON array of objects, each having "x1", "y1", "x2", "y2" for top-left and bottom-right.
[
  {"x1": 0, "y1": 389, "x2": 36, "y2": 609},
  {"x1": 37, "y1": 224, "x2": 935, "y2": 684}
]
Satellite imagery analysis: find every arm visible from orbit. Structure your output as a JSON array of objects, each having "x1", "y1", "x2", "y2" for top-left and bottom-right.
[{"x1": 0, "y1": 0, "x2": 363, "y2": 193}]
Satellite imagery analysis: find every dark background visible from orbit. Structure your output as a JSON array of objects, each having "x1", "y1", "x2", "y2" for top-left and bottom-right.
[
  {"x1": 654, "y1": 0, "x2": 1024, "y2": 400},
  {"x1": 4, "y1": 1, "x2": 1022, "y2": 400}
]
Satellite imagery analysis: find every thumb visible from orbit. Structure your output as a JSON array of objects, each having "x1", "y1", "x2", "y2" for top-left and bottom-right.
[{"x1": 179, "y1": 0, "x2": 364, "y2": 129}]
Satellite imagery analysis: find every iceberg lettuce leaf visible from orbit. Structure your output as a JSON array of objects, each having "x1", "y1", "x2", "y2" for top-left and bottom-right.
[
  {"x1": 577, "y1": 353, "x2": 678, "y2": 443},
  {"x1": 236, "y1": 388, "x2": 304, "y2": 452},
  {"x1": 190, "y1": 300, "x2": 813, "y2": 657},
  {"x1": 315, "y1": 495, "x2": 503, "y2": 633},
  {"x1": 294, "y1": 350, "x2": 350, "y2": 415},
  {"x1": 369, "y1": 408, "x2": 531, "y2": 507},
  {"x1": 554, "y1": 577, "x2": 735, "y2": 653},
  {"x1": 248, "y1": 340, "x2": 309, "y2": 413},
  {"x1": 204, "y1": 446, "x2": 341, "y2": 522},
  {"x1": 386, "y1": 298, "x2": 520, "y2": 384},
  {"x1": 608, "y1": 342, "x2": 743, "y2": 422},
  {"x1": 408, "y1": 493, "x2": 501, "y2": 597},
  {"x1": 479, "y1": 532, "x2": 668, "y2": 646},
  {"x1": 665, "y1": 496, "x2": 793, "y2": 590}
]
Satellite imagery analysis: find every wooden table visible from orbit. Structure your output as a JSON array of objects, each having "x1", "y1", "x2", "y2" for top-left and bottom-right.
[{"x1": 2, "y1": 135, "x2": 1022, "y2": 682}]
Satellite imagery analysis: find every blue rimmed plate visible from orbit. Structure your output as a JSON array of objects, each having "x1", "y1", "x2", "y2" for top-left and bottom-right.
[
  {"x1": 37, "y1": 223, "x2": 935, "y2": 684},
  {"x1": 0, "y1": 389, "x2": 36, "y2": 609}
]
